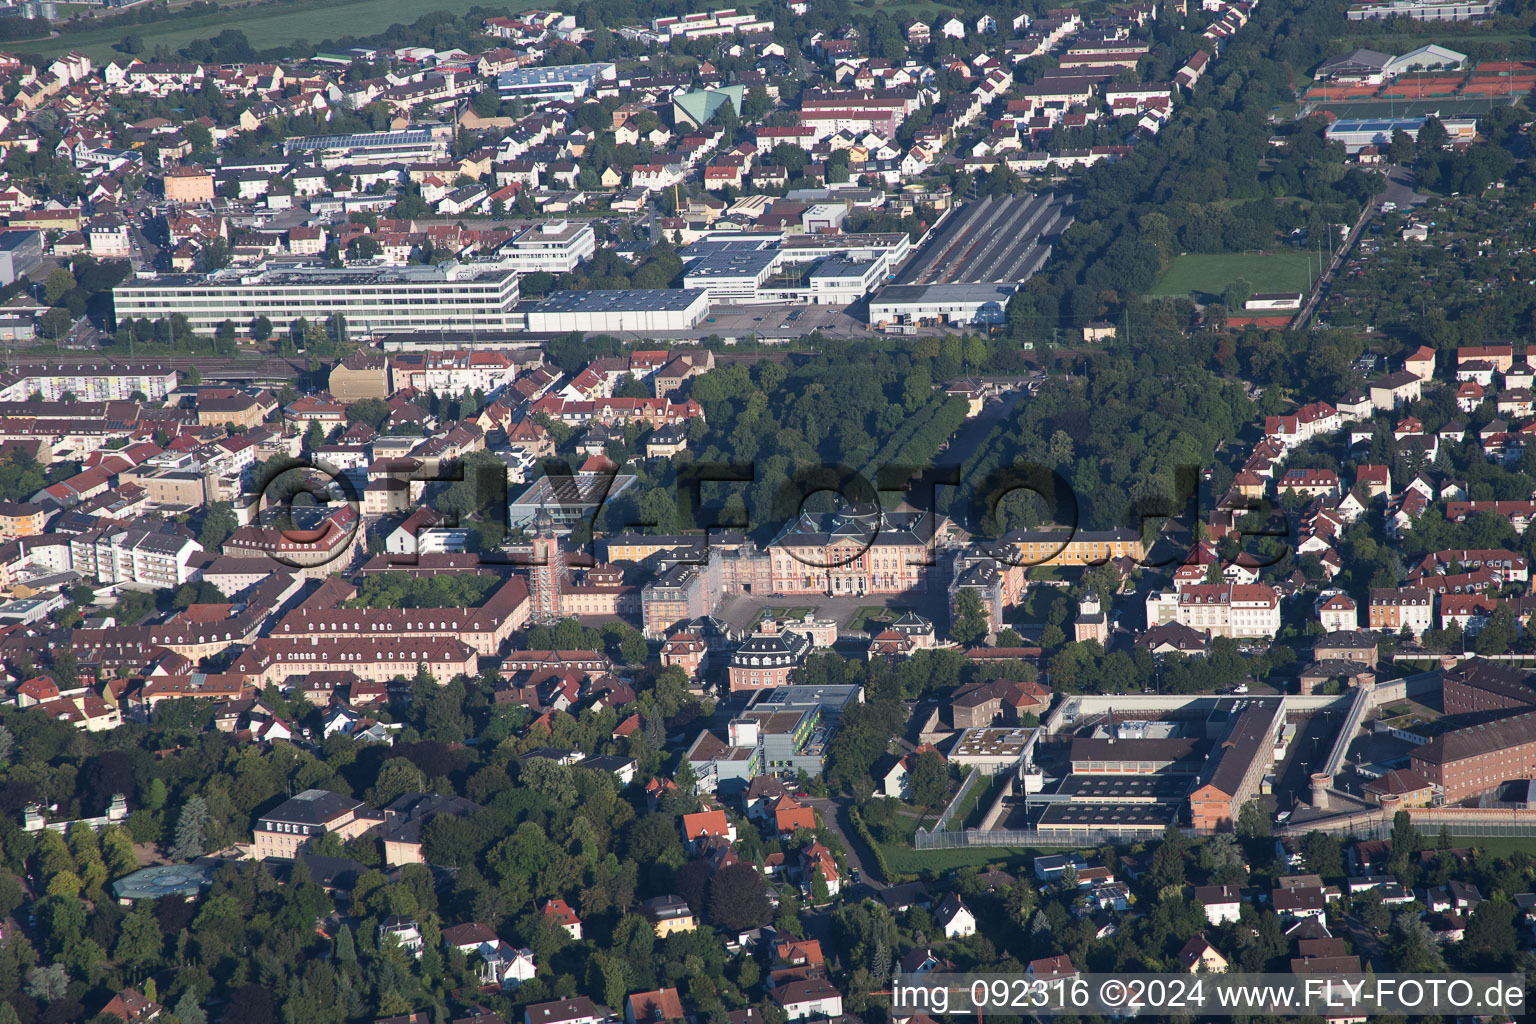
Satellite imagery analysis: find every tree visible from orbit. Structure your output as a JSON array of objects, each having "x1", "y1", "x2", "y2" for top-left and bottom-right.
[
  {"x1": 708, "y1": 862, "x2": 772, "y2": 930},
  {"x1": 25, "y1": 964, "x2": 69, "y2": 1002},
  {"x1": 907, "y1": 749, "x2": 948, "y2": 807},
  {"x1": 1234, "y1": 799, "x2": 1271, "y2": 838},
  {"x1": 199, "y1": 501, "x2": 238, "y2": 550},
  {"x1": 950, "y1": 589, "x2": 990, "y2": 645},
  {"x1": 1462, "y1": 900, "x2": 1519, "y2": 968},
  {"x1": 1360, "y1": 890, "x2": 1390, "y2": 933},
  {"x1": 369, "y1": 758, "x2": 426, "y2": 807},
  {"x1": 44, "y1": 268, "x2": 76, "y2": 305},
  {"x1": 171, "y1": 795, "x2": 210, "y2": 860},
  {"x1": 173, "y1": 993, "x2": 208, "y2": 1024},
  {"x1": 115, "y1": 907, "x2": 164, "y2": 970},
  {"x1": 472, "y1": 87, "x2": 500, "y2": 118},
  {"x1": 1475, "y1": 603, "x2": 1516, "y2": 655},
  {"x1": 711, "y1": 98, "x2": 739, "y2": 135},
  {"x1": 40, "y1": 307, "x2": 71, "y2": 340},
  {"x1": 1222, "y1": 277, "x2": 1253, "y2": 312},
  {"x1": 347, "y1": 236, "x2": 382, "y2": 261},
  {"x1": 249, "y1": 315, "x2": 273, "y2": 341}
]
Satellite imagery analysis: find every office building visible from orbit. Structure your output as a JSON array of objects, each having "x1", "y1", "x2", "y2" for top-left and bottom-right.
[
  {"x1": 682, "y1": 247, "x2": 782, "y2": 304},
  {"x1": 113, "y1": 261, "x2": 521, "y2": 339},
  {"x1": 1172, "y1": 583, "x2": 1282, "y2": 639},
  {"x1": 768, "y1": 508, "x2": 940, "y2": 596},
  {"x1": 0, "y1": 230, "x2": 43, "y2": 286},
  {"x1": 807, "y1": 258, "x2": 887, "y2": 305},
  {"x1": 728, "y1": 625, "x2": 814, "y2": 690},
  {"x1": 642, "y1": 562, "x2": 715, "y2": 639},
  {"x1": 686, "y1": 690, "x2": 849, "y2": 793},
  {"x1": 162, "y1": 165, "x2": 215, "y2": 204},
  {"x1": 503, "y1": 220, "x2": 597, "y2": 273}
]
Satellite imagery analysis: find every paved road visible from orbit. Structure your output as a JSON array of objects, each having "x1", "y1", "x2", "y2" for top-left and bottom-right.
[
  {"x1": 1293, "y1": 165, "x2": 1420, "y2": 331},
  {"x1": 803, "y1": 795, "x2": 886, "y2": 887}
]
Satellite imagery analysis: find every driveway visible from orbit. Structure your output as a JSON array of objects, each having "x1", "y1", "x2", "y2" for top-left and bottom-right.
[{"x1": 802, "y1": 795, "x2": 886, "y2": 888}]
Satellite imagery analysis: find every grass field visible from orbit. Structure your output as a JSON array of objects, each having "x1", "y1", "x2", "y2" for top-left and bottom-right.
[
  {"x1": 9, "y1": 0, "x2": 526, "y2": 60},
  {"x1": 1306, "y1": 96, "x2": 1521, "y2": 119},
  {"x1": 1151, "y1": 251, "x2": 1317, "y2": 303},
  {"x1": 1446, "y1": 835, "x2": 1536, "y2": 858},
  {"x1": 879, "y1": 842, "x2": 1045, "y2": 875},
  {"x1": 847, "y1": 605, "x2": 914, "y2": 631}
]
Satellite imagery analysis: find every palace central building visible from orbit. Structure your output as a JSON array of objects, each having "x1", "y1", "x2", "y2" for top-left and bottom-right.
[{"x1": 113, "y1": 261, "x2": 521, "y2": 339}]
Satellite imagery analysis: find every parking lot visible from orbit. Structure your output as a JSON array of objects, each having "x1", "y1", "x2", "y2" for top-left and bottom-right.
[{"x1": 701, "y1": 303, "x2": 868, "y2": 340}]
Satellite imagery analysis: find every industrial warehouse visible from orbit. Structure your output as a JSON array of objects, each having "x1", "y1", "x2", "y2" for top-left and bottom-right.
[
  {"x1": 867, "y1": 192, "x2": 1075, "y2": 328},
  {"x1": 522, "y1": 288, "x2": 711, "y2": 333},
  {"x1": 108, "y1": 196, "x2": 1062, "y2": 339}
]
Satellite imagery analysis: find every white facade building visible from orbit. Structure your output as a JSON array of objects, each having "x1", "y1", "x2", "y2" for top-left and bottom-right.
[
  {"x1": 113, "y1": 261, "x2": 521, "y2": 339},
  {"x1": 524, "y1": 289, "x2": 709, "y2": 333},
  {"x1": 1172, "y1": 583, "x2": 1282, "y2": 638},
  {"x1": 496, "y1": 63, "x2": 616, "y2": 104},
  {"x1": 503, "y1": 221, "x2": 596, "y2": 273},
  {"x1": 70, "y1": 528, "x2": 203, "y2": 588},
  {"x1": 0, "y1": 366, "x2": 178, "y2": 401}
]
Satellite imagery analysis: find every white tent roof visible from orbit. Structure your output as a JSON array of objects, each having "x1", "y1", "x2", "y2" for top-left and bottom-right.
[{"x1": 1386, "y1": 44, "x2": 1468, "y2": 76}]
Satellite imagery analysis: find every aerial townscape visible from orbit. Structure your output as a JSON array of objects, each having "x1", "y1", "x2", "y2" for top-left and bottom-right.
[{"x1": 8, "y1": 0, "x2": 1536, "y2": 1020}]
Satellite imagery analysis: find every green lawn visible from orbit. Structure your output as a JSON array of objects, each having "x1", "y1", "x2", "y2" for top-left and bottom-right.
[
  {"x1": 1311, "y1": 96, "x2": 1518, "y2": 120},
  {"x1": 880, "y1": 842, "x2": 1047, "y2": 875},
  {"x1": 1446, "y1": 835, "x2": 1536, "y2": 858},
  {"x1": 846, "y1": 606, "x2": 893, "y2": 631},
  {"x1": 1150, "y1": 251, "x2": 1317, "y2": 303},
  {"x1": 10, "y1": 0, "x2": 530, "y2": 60}
]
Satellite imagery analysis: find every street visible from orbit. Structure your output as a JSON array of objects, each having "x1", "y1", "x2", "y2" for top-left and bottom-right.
[
  {"x1": 802, "y1": 795, "x2": 886, "y2": 887},
  {"x1": 1293, "y1": 165, "x2": 1424, "y2": 331}
]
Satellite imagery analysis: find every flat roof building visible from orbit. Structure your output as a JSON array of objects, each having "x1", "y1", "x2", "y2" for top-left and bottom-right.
[
  {"x1": 503, "y1": 220, "x2": 597, "y2": 274},
  {"x1": 808, "y1": 257, "x2": 887, "y2": 305},
  {"x1": 1036, "y1": 801, "x2": 1177, "y2": 836},
  {"x1": 1326, "y1": 116, "x2": 1478, "y2": 153},
  {"x1": 949, "y1": 726, "x2": 1039, "y2": 773},
  {"x1": 507, "y1": 471, "x2": 638, "y2": 530},
  {"x1": 682, "y1": 247, "x2": 782, "y2": 304},
  {"x1": 283, "y1": 128, "x2": 450, "y2": 168},
  {"x1": 113, "y1": 260, "x2": 520, "y2": 338},
  {"x1": 524, "y1": 289, "x2": 709, "y2": 333},
  {"x1": 1347, "y1": 0, "x2": 1496, "y2": 19},
  {"x1": 868, "y1": 283, "x2": 1017, "y2": 326},
  {"x1": 0, "y1": 230, "x2": 43, "y2": 286},
  {"x1": 497, "y1": 63, "x2": 616, "y2": 104}
]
